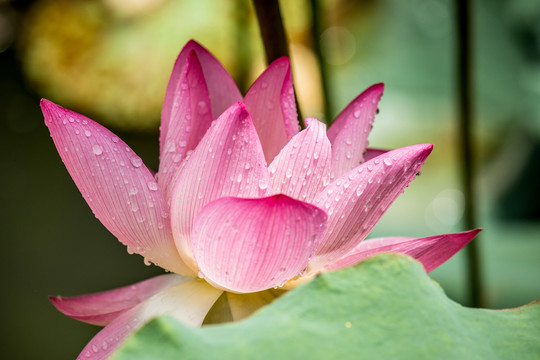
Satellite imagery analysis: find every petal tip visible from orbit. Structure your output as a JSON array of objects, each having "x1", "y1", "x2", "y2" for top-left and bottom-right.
[
  {"x1": 414, "y1": 143, "x2": 434, "y2": 159},
  {"x1": 231, "y1": 101, "x2": 251, "y2": 119},
  {"x1": 40, "y1": 98, "x2": 59, "y2": 114},
  {"x1": 372, "y1": 82, "x2": 385, "y2": 92}
]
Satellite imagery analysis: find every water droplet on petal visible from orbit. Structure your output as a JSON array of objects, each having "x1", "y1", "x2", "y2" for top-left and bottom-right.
[
  {"x1": 147, "y1": 181, "x2": 158, "y2": 191},
  {"x1": 285, "y1": 168, "x2": 293, "y2": 179},
  {"x1": 84, "y1": 129, "x2": 92, "y2": 137},
  {"x1": 258, "y1": 179, "x2": 268, "y2": 190},
  {"x1": 92, "y1": 145, "x2": 103, "y2": 155},
  {"x1": 130, "y1": 156, "x2": 143, "y2": 168},
  {"x1": 197, "y1": 101, "x2": 209, "y2": 115}
]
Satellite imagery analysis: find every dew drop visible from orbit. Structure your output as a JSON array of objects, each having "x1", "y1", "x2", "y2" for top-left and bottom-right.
[
  {"x1": 258, "y1": 179, "x2": 268, "y2": 190},
  {"x1": 285, "y1": 168, "x2": 293, "y2": 178},
  {"x1": 353, "y1": 110, "x2": 361, "y2": 118},
  {"x1": 197, "y1": 101, "x2": 209, "y2": 115},
  {"x1": 147, "y1": 181, "x2": 158, "y2": 191},
  {"x1": 111, "y1": 136, "x2": 119, "y2": 143},
  {"x1": 84, "y1": 129, "x2": 92, "y2": 137},
  {"x1": 130, "y1": 157, "x2": 143, "y2": 168},
  {"x1": 92, "y1": 145, "x2": 103, "y2": 155},
  {"x1": 383, "y1": 158, "x2": 393, "y2": 166}
]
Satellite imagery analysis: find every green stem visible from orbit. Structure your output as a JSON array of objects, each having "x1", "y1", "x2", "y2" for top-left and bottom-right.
[
  {"x1": 455, "y1": 0, "x2": 484, "y2": 307},
  {"x1": 309, "y1": 0, "x2": 333, "y2": 126},
  {"x1": 252, "y1": 0, "x2": 305, "y2": 129}
]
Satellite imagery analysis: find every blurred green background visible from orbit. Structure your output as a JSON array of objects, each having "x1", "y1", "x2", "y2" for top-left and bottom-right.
[{"x1": 1, "y1": 0, "x2": 539, "y2": 359}]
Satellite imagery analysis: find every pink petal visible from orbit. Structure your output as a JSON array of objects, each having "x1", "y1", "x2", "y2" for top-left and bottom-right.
[
  {"x1": 327, "y1": 83, "x2": 384, "y2": 179},
  {"x1": 244, "y1": 57, "x2": 299, "y2": 163},
  {"x1": 49, "y1": 274, "x2": 189, "y2": 326},
  {"x1": 326, "y1": 229, "x2": 482, "y2": 273},
  {"x1": 76, "y1": 279, "x2": 222, "y2": 360},
  {"x1": 268, "y1": 118, "x2": 331, "y2": 202},
  {"x1": 309, "y1": 144, "x2": 433, "y2": 272},
  {"x1": 227, "y1": 290, "x2": 280, "y2": 321},
  {"x1": 364, "y1": 148, "x2": 388, "y2": 162},
  {"x1": 158, "y1": 51, "x2": 213, "y2": 201},
  {"x1": 41, "y1": 100, "x2": 192, "y2": 275},
  {"x1": 162, "y1": 40, "x2": 242, "y2": 127},
  {"x1": 192, "y1": 195, "x2": 327, "y2": 293},
  {"x1": 170, "y1": 102, "x2": 270, "y2": 271}
]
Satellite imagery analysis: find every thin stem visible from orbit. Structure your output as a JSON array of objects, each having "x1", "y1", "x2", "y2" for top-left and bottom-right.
[
  {"x1": 310, "y1": 0, "x2": 333, "y2": 126},
  {"x1": 233, "y1": 0, "x2": 252, "y2": 94},
  {"x1": 252, "y1": 0, "x2": 305, "y2": 128},
  {"x1": 455, "y1": 0, "x2": 484, "y2": 307}
]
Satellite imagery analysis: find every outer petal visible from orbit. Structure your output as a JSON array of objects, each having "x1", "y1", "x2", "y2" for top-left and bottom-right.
[
  {"x1": 76, "y1": 279, "x2": 222, "y2": 360},
  {"x1": 192, "y1": 195, "x2": 327, "y2": 293},
  {"x1": 41, "y1": 100, "x2": 192, "y2": 275},
  {"x1": 170, "y1": 103, "x2": 270, "y2": 271},
  {"x1": 162, "y1": 39, "x2": 242, "y2": 128},
  {"x1": 326, "y1": 229, "x2": 482, "y2": 273},
  {"x1": 268, "y1": 118, "x2": 331, "y2": 202},
  {"x1": 244, "y1": 57, "x2": 299, "y2": 163},
  {"x1": 227, "y1": 290, "x2": 280, "y2": 321},
  {"x1": 309, "y1": 144, "x2": 433, "y2": 272},
  {"x1": 49, "y1": 274, "x2": 189, "y2": 326},
  {"x1": 158, "y1": 51, "x2": 213, "y2": 200},
  {"x1": 327, "y1": 83, "x2": 384, "y2": 179}
]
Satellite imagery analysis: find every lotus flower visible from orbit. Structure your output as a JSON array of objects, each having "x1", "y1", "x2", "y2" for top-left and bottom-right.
[{"x1": 43, "y1": 40, "x2": 480, "y2": 359}]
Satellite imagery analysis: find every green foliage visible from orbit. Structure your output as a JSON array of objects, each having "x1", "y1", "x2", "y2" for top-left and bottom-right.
[{"x1": 113, "y1": 254, "x2": 540, "y2": 360}]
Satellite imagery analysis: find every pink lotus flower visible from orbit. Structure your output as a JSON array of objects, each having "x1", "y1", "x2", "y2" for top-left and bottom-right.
[{"x1": 43, "y1": 40, "x2": 480, "y2": 359}]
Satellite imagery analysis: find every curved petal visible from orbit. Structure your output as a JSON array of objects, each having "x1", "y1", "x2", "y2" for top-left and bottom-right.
[
  {"x1": 327, "y1": 83, "x2": 384, "y2": 179},
  {"x1": 41, "y1": 100, "x2": 192, "y2": 275},
  {"x1": 268, "y1": 118, "x2": 331, "y2": 202},
  {"x1": 170, "y1": 102, "x2": 270, "y2": 271},
  {"x1": 192, "y1": 195, "x2": 327, "y2": 293},
  {"x1": 244, "y1": 57, "x2": 299, "y2": 163},
  {"x1": 162, "y1": 40, "x2": 242, "y2": 129},
  {"x1": 158, "y1": 51, "x2": 213, "y2": 200},
  {"x1": 326, "y1": 229, "x2": 482, "y2": 273},
  {"x1": 49, "y1": 274, "x2": 190, "y2": 326},
  {"x1": 76, "y1": 279, "x2": 222, "y2": 360},
  {"x1": 227, "y1": 290, "x2": 280, "y2": 321},
  {"x1": 309, "y1": 144, "x2": 433, "y2": 272}
]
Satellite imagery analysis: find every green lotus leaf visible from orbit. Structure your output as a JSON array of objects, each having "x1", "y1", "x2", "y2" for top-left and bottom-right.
[{"x1": 112, "y1": 253, "x2": 540, "y2": 359}]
